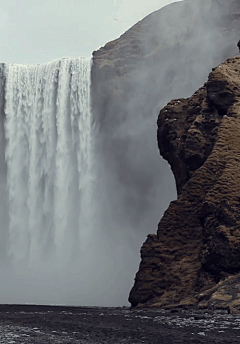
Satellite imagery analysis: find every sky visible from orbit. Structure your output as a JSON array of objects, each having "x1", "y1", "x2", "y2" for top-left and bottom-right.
[{"x1": 0, "y1": 0, "x2": 181, "y2": 64}]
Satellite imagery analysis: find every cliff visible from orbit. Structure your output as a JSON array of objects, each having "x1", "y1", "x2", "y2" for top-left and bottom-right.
[
  {"x1": 91, "y1": 0, "x2": 240, "y2": 246},
  {"x1": 90, "y1": 0, "x2": 240, "y2": 306},
  {"x1": 129, "y1": 55, "x2": 240, "y2": 313}
]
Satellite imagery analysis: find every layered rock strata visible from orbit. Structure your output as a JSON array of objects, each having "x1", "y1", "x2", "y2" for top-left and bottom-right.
[{"x1": 129, "y1": 56, "x2": 240, "y2": 312}]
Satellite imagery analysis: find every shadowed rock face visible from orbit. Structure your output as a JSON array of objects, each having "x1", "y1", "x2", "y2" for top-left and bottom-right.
[{"x1": 129, "y1": 56, "x2": 240, "y2": 312}]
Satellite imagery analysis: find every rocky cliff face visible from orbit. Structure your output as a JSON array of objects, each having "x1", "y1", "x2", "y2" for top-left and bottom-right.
[
  {"x1": 91, "y1": 0, "x2": 240, "y2": 243},
  {"x1": 91, "y1": 0, "x2": 240, "y2": 306},
  {"x1": 129, "y1": 56, "x2": 240, "y2": 312}
]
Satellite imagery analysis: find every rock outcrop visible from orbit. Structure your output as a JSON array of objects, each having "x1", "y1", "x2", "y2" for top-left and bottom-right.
[
  {"x1": 91, "y1": 0, "x2": 240, "y2": 253},
  {"x1": 129, "y1": 56, "x2": 240, "y2": 312}
]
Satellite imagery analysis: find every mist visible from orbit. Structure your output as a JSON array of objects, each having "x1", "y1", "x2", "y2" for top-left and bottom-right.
[
  {"x1": 90, "y1": 0, "x2": 239, "y2": 304},
  {"x1": 0, "y1": 0, "x2": 239, "y2": 307}
]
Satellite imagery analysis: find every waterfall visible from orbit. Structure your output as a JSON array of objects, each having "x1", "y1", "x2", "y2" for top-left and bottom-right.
[
  {"x1": 4, "y1": 58, "x2": 92, "y2": 265},
  {"x1": 0, "y1": 58, "x2": 104, "y2": 304},
  {"x1": 0, "y1": 57, "x2": 143, "y2": 306}
]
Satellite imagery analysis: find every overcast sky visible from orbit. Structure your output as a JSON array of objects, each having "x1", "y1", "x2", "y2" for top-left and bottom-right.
[{"x1": 0, "y1": 0, "x2": 181, "y2": 64}]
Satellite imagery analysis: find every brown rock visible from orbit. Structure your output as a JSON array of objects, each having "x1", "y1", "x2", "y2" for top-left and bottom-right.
[
  {"x1": 198, "y1": 302, "x2": 208, "y2": 309},
  {"x1": 91, "y1": 0, "x2": 240, "y2": 259},
  {"x1": 129, "y1": 56, "x2": 240, "y2": 308}
]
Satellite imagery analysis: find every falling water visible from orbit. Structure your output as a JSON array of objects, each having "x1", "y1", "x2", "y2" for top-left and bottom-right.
[
  {"x1": 0, "y1": 57, "x2": 145, "y2": 306},
  {"x1": 0, "y1": 58, "x2": 102, "y2": 304},
  {"x1": 4, "y1": 58, "x2": 93, "y2": 264}
]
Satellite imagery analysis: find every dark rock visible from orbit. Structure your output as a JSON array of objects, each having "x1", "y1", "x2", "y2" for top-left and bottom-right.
[
  {"x1": 91, "y1": 0, "x2": 240, "y2": 243},
  {"x1": 129, "y1": 55, "x2": 240, "y2": 310}
]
